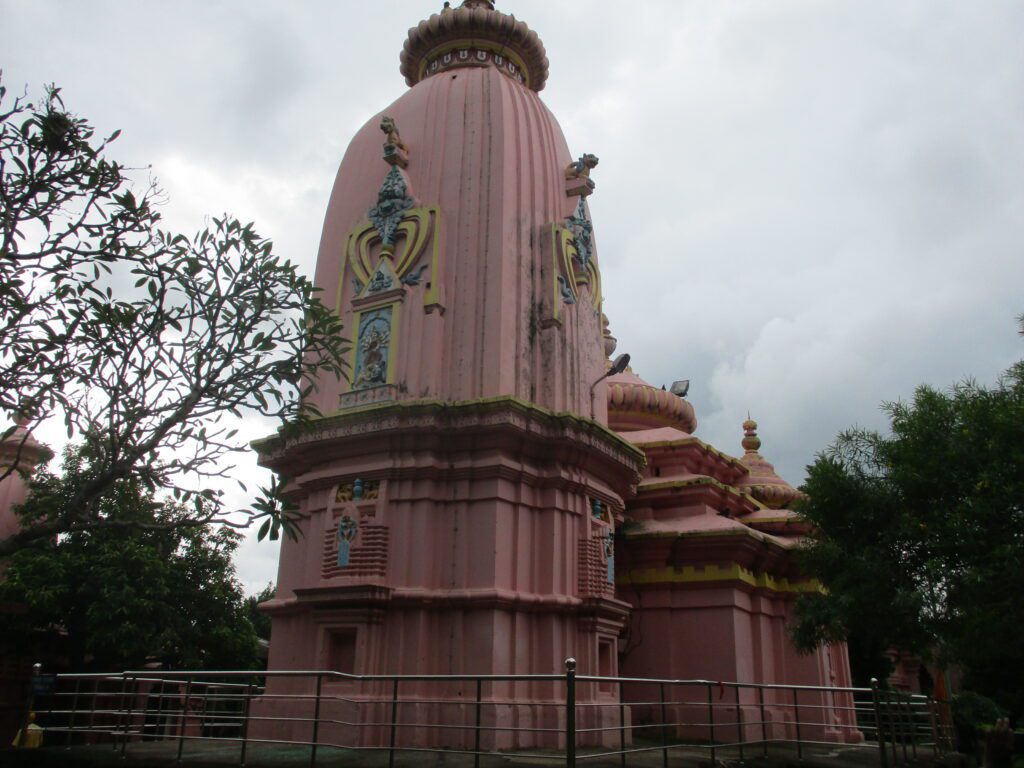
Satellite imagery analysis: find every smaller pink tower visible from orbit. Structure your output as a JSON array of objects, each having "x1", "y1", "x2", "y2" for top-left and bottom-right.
[
  {"x1": 0, "y1": 416, "x2": 50, "y2": 545},
  {"x1": 611, "y1": 378, "x2": 860, "y2": 742}
]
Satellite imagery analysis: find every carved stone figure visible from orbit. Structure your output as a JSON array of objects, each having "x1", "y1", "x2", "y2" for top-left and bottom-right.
[
  {"x1": 380, "y1": 116, "x2": 408, "y2": 152},
  {"x1": 565, "y1": 153, "x2": 598, "y2": 180},
  {"x1": 557, "y1": 274, "x2": 576, "y2": 305},
  {"x1": 566, "y1": 197, "x2": 593, "y2": 267},
  {"x1": 401, "y1": 263, "x2": 429, "y2": 286}
]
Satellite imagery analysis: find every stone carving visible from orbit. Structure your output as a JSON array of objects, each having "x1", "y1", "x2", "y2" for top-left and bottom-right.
[
  {"x1": 380, "y1": 116, "x2": 407, "y2": 151},
  {"x1": 557, "y1": 274, "x2": 575, "y2": 305},
  {"x1": 565, "y1": 153, "x2": 598, "y2": 180},
  {"x1": 366, "y1": 267, "x2": 395, "y2": 294},
  {"x1": 401, "y1": 263, "x2": 429, "y2": 286},
  {"x1": 336, "y1": 516, "x2": 358, "y2": 567},
  {"x1": 335, "y1": 479, "x2": 380, "y2": 502},
  {"x1": 566, "y1": 197, "x2": 593, "y2": 267},
  {"x1": 565, "y1": 153, "x2": 598, "y2": 197},
  {"x1": 604, "y1": 532, "x2": 615, "y2": 584},
  {"x1": 369, "y1": 167, "x2": 415, "y2": 247},
  {"x1": 351, "y1": 277, "x2": 365, "y2": 295},
  {"x1": 353, "y1": 306, "x2": 393, "y2": 389}
]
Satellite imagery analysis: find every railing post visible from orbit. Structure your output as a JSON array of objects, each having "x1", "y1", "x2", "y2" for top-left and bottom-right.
[
  {"x1": 896, "y1": 692, "x2": 908, "y2": 763},
  {"x1": 388, "y1": 678, "x2": 400, "y2": 768},
  {"x1": 113, "y1": 675, "x2": 127, "y2": 753},
  {"x1": 474, "y1": 678, "x2": 483, "y2": 768},
  {"x1": 177, "y1": 677, "x2": 193, "y2": 764},
  {"x1": 659, "y1": 682, "x2": 669, "y2": 768},
  {"x1": 121, "y1": 675, "x2": 136, "y2": 758},
  {"x1": 154, "y1": 680, "x2": 167, "y2": 741},
  {"x1": 734, "y1": 685, "x2": 744, "y2": 762},
  {"x1": 927, "y1": 698, "x2": 940, "y2": 759},
  {"x1": 17, "y1": 662, "x2": 41, "y2": 749},
  {"x1": 619, "y1": 680, "x2": 627, "y2": 768},
  {"x1": 870, "y1": 679, "x2": 890, "y2": 768},
  {"x1": 565, "y1": 658, "x2": 577, "y2": 768},
  {"x1": 883, "y1": 687, "x2": 900, "y2": 766},
  {"x1": 239, "y1": 681, "x2": 254, "y2": 767},
  {"x1": 758, "y1": 685, "x2": 768, "y2": 758},
  {"x1": 67, "y1": 676, "x2": 83, "y2": 747},
  {"x1": 792, "y1": 687, "x2": 802, "y2": 760},
  {"x1": 906, "y1": 696, "x2": 918, "y2": 761},
  {"x1": 310, "y1": 673, "x2": 322, "y2": 768},
  {"x1": 707, "y1": 682, "x2": 716, "y2": 766},
  {"x1": 87, "y1": 677, "x2": 98, "y2": 742}
]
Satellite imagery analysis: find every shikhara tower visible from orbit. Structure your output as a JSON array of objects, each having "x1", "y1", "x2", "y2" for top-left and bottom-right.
[
  {"x1": 255, "y1": 0, "x2": 643, "y2": 748},
  {"x1": 255, "y1": 0, "x2": 858, "y2": 749}
]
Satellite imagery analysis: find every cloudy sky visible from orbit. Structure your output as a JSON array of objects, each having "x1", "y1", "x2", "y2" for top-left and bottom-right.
[{"x1": 3, "y1": 1, "x2": 1022, "y2": 592}]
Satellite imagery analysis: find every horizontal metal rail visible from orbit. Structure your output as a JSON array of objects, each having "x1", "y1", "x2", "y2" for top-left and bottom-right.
[{"x1": 19, "y1": 662, "x2": 950, "y2": 767}]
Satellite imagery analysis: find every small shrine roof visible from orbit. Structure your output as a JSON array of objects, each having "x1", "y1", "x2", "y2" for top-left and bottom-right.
[
  {"x1": 607, "y1": 368, "x2": 698, "y2": 434},
  {"x1": 736, "y1": 417, "x2": 807, "y2": 510}
]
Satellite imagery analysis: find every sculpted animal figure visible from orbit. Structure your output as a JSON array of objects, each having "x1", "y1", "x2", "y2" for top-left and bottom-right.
[
  {"x1": 565, "y1": 153, "x2": 598, "y2": 180},
  {"x1": 380, "y1": 116, "x2": 408, "y2": 152}
]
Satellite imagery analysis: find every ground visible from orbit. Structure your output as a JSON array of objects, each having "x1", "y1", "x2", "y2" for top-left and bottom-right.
[{"x1": 1, "y1": 741, "x2": 919, "y2": 768}]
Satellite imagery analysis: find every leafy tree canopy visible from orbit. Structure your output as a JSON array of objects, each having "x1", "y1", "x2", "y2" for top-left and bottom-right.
[
  {"x1": 244, "y1": 582, "x2": 275, "y2": 642},
  {"x1": 0, "y1": 78, "x2": 348, "y2": 554},
  {"x1": 1, "y1": 446, "x2": 261, "y2": 671},
  {"x1": 793, "y1": 321, "x2": 1024, "y2": 715}
]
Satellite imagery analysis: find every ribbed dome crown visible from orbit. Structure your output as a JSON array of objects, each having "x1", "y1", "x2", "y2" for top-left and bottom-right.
[{"x1": 400, "y1": 1, "x2": 549, "y2": 91}]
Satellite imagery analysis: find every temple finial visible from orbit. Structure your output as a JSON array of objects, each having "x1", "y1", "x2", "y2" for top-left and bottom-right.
[
  {"x1": 461, "y1": 0, "x2": 495, "y2": 9},
  {"x1": 741, "y1": 415, "x2": 761, "y2": 452}
]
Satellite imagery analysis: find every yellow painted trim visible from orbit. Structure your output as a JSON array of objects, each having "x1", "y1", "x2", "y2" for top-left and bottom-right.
[
  {"x1": 550, "y1": 220, "x2": 603, "y2": 319},
  {"x1": 254, "y1": 395, "x2": 648, "y2": 469},
  {"x1": 586, "y1": 257, "x2": 602, "y2": 312},
  {"x1": 618, "y1": 562, "x2": 822, "y2": 594},
  {"x1": 350, "y1": 301, "x2": 401, "y2": 387},
  {"x1": 639, "y1": 475, "x2": 752, "y2": 503},
  {"x1": 345, "y1": 222, "x2": 374, "y2": 285},
  {"x1": 549, "y1": 223, "x2": 580, "y2": 324},
  {"x1": 423, "y1": 207, "x2": 443, "y2": 308},
  {"x1": 339, "y1": 207, "x2": 442, "y2": 311},
  {"x1": 741, "y1": 516, "x2": 802, "y2": 525},
  {"x1": 417, "y1": 40, "x2": 531, "y2": 88},
  {"x1": 335, "y1": 229, "x2": 351, "y2": 313},
  {"x1": 635, "y1": 434, "x2": 747, "y2": 473}
]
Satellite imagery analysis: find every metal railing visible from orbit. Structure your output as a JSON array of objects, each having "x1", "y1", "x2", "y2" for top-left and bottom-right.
[{"x1": 20, "y1": 660, "x2": 954, "y2": 766}]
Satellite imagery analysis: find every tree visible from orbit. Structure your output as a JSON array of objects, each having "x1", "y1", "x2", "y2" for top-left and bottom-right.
[
  {"x1": 0, "y1": 447, "x2": 261, "y2": 670},
  {"x1": 244, "y1": 582, "x2": 276, "y2": 642},
  {"x1": 0, "y1": 78, "x2": 348, "y2": 554},
  {"x1": 793, "y1": 322, "x2": 1024, "y2": 715}
]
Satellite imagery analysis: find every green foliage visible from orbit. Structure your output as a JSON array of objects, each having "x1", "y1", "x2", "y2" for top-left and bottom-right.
[
  {"x1": 951, "y1": 691, "x2": 1006, "y2": 756},
  {"x1": 0, "y1": 78, "x2": 348, "y2": 554},
  {"x1": 244, "y1": 582, "x2": 276, "y2": 641},
  {"x1": 793, "y1": 321, "x2": 1024, "y2": 716},
  {"x1": 0, "y1": 447, "x2": 261, "y2": 670}
]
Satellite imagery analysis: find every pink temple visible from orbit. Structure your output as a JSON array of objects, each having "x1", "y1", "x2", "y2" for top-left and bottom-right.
[{"x1": 248, "y1": 0, "x2": 860, "y2": 749}]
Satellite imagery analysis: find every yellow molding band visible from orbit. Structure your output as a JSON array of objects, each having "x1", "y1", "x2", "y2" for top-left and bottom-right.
[{"x1": 618, "y1": 562, "x2": 822, "y2": 594}]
